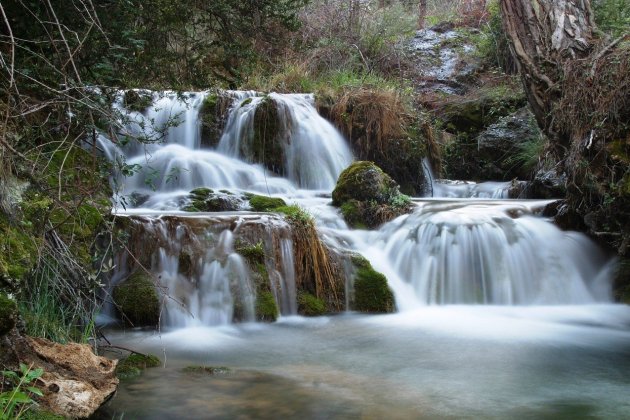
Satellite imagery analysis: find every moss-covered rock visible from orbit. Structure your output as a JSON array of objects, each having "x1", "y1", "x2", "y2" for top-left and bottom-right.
[
  {"x1": 255, "y1": 291, "x2": 278, "y2": 322},
  {"x1": 0, "y1": 293, "x2": 18, "y2": 336},
  {"x1": 248, "y1": 194, "x2": 287, "y2": 212},
  {"x1": 113, "y1": 272, "x2": 160, "y2": 327},
  {"x1": 251, "y1": 96, "x2": 285, "y2": 175},
  {"x1": 297, "y1": 292, "x2": 326, "y2": 316},
  {"x1": 116, "y1": 353, "x2": 161, "y2": 379},
  {"x1": 200, "y1": 92, "x2": 233, "y2": 148},
  {"x1": 183, "y1": 188, "x2": 244, "y2": 212},
  {"x1": 352, "y1": 256, "x2": 394, "y2": 313},
  {"x1": 332, "y1": 161, "x2": 412, "y2": 228},
  {"x1": 183, "y1": 366, "x2": 231, "y2": 375}
]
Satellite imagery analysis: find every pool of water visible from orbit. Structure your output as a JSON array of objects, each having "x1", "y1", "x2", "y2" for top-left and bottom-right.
[{"x1": 95, "y1": 305, "x2": 630, "y2": 419}]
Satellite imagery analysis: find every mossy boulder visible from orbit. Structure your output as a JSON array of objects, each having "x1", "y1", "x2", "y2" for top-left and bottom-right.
[
  {"x1": 255, "y1": 291, "x2": 278, "y2": 322},
  {"x1": 116, "y1": 353, "x2": 161, "y2": 379},
  {"x1": 183, "y1": 187, "x2": 244, "y2": 212},
  {"x1": 352, "y1": 256, "x2": 394, "y2": 313},
  {"x1": 0, "y1": 294, "x2": 18, "y2": 336},
  {"x1": 332, "y1": 161, "x2": 413, "y2": 228},
  {"x1": 297, "y1": 292, "x2": 327, "y2": 316},
  {"x1": 113, "y1": 272, "x2": 160, "y2": 327},
  {"x1": 200, "y1": 92, "x2": 228, "y2": 148},
  {"x1": 248, "y1": 194, "x2": 287, "y2": 212}
]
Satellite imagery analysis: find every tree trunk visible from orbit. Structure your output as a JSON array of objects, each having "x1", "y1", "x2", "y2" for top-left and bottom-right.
[{"x1": 499, "y1": 0, "x2": 595, "y2": 148}]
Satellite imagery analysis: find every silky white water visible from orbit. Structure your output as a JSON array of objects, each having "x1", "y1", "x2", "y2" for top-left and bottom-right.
[{"x1": 95, "y1": 89, "x2": 630, "y2": 419}]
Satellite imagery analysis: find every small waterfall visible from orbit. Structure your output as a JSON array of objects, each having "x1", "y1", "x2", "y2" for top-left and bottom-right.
[
  {"x1": 218, "y1": 93, "x2": 353, "y2": 190},
  {"x1": 358, "y1": 201, "x2": 613, "y2": 309}
]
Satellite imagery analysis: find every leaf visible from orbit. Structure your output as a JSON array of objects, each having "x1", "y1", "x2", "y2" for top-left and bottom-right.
[{"x1": 25, "y1": 387, "x2": 43, "y2": 397}]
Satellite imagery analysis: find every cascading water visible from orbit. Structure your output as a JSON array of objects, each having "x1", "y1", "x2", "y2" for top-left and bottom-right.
[{"x1": 99, "y1": 89, "x2": 617, "y2": 330}]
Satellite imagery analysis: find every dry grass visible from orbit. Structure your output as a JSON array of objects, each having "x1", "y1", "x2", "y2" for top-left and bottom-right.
[{"x1": 331, "y1": 87, "x2": 410, "y2": 159}]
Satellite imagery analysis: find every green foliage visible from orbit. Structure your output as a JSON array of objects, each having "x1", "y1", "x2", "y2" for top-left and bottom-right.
[
  {"x1": 113, "y1": 272, "x2": 161, "y2": 327},
  {"x1": 255, "y1": 291, "x2": 279, "y2": 322},
  {"x1": 0, "y1": 363, "x2": 44, "y2": 420},
  {"x1": 594, "y1": 0, "x2": 630, "y2": 37},
  {"x1": 116, "y1": 354, "x2": 161, "y2": 380},
  {"x1": 474, "y1": 1, "x2": 517, "y2": 73},
  {"x1": 297, "y1": 292, "x2": 327, "y2": 316},
  {"x1": 353, "y1": 258, "x2": 394, "y2": 314}
]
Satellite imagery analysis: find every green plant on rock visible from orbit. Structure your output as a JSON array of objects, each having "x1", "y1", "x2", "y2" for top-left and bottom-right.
[
  {"x1": 297, "y1": 292, "x2": 327, "y2": 316},
  {"x1": 255, "y1": 291, "x2": 278, "y2": 322},
  {"x1": 182, "y1": 366, "x2": 231, "y2": 375},
  {"x1": 0, "y1": 294, "x2": 18, "y2": 337},
  {"x1": 0, "y1": 363, "x2": 44, "y2": 420}
]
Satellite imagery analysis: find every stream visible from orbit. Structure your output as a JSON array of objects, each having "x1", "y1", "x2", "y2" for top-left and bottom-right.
[{"x1": 94, "y1": 90, "x2": 630, "y2": 419}]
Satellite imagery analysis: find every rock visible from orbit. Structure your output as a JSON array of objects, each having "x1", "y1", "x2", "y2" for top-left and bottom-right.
[
  {"x1": 351, "y1": 256, "x2": 394, "y2": 313},
  {"x1": 183, "y1": 366, "x2": 231, "y2": 375},
  {"x1": 7, "y1": 335, "x2": 119, "y2": 419},
  {"x1": 113, "y1": 271, "x2": 160, "y2": 327},
  {"x1": 332, "y1": 161, "x2": 413, "y2": 228},
  {"x1": 199, "y1": 92, "x2": 233, "y2": 149},
  {"x1": 444, "y1": 108, "x2": 543, "y2": 181},
  {"x1": 0, "y1": 293, "x2": 17, "y2": 336},
  {"x1": 528, "y1": 168, "x2": 567, "y2": 199},
  {"x1": 183, "y1": 188, "x2": 245, "y2": 212}
]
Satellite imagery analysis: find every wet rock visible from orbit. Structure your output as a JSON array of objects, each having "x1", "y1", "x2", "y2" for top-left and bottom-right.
[
  {"x1": 123, "y1": 90, "x2": 153, "y2": 113},
  {"x1": 184, "y1": 188, "x2": 246, "y2": 212},
  {"x1": 116, "y1": 353, "x2": 161, "y2": 379},
  {"x1": 199, "y1": 92, "x2": 233, "y2": 149},
  {"x1": 297, "y1": 292, "x2": 326, "y2": 316},
  {"x1": 529, "y1": 168, "x2": 567, "y2": 199}
]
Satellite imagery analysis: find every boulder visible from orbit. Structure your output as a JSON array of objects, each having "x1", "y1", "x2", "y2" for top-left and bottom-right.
[
  {"x1": 332, "y1": 161, "x2": 413, "y2": 229},
  {"x1": 0, "y1": 333, "x2": 118, "y2": 419},
  {"x1": 351, "y1": 256, "x2": 394, "y2": 313}
]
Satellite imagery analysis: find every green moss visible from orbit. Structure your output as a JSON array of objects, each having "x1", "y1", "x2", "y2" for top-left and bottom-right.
[
  {"x1": 116, "y1": 353, "x2": 161, "y2": 379},
  {"x1": 183, "y1": 366, "x2": 231, "y2": 375},
  {"x1": 240, "y1": 98, "x2": 253, "y2": 107},
  {"x1": 190, "y1": 187, "x2": 214, "y2": 198},
  {"x1": 353, "y1": 260, "x2": 394, "y2": 313},
  {"x1": 0, "y1": 293, "x2": 18, "y2": 336},
  {"x1": 255, "y1": 291, "x2": 278, "y2": 322},
  {"x1": 21, "y1": 410, "x2": 66, "y2": 420},
  {"x1": 0, "y1": 214, "x2": 39, "y2": 287},
  {"x1": 297, "y1": 292, "x2": 326, "y2": 316},
  {"x1": 249, "y1": 195, "x2": 287, "y2": 212},
  {"x1": 340, "y1": 200, "x2": 366, "y2": 229},
  {"x1": 202, "y1": 93, "x2": 219, "y2": 113},
  {"x1": 113, "y1": 271, "x2": 160, "y2": 327}
]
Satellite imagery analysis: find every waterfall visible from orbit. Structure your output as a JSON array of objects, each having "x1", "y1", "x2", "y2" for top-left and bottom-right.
[
  {"x1": 99, "y1": 89, "x2": 616, "y2": 329},
  {"x1": 217, "y1": 92, "x2": 353, "y2": 190}
]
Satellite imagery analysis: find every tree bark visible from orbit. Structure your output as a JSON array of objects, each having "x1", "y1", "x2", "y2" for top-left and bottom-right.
[{"x1": 499, "y1": 0, "x2": 595, "y2": 148}]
